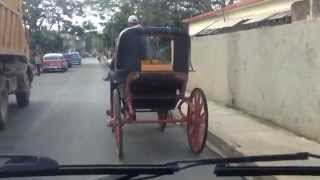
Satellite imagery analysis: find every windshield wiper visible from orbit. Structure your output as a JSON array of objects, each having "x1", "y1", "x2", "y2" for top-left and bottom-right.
[
  {"x1": 0, "y1": 152, "x2": 318, "y2": 179},
  {"x1": 215, "y1": 153, "x2": 320, "y2": 177},
  {"x1": 215, "y1": 165, "x2": 320, "y2": 177},
  {"x1": 0, "y1": 156, "x2": 177, "y2": 178}
]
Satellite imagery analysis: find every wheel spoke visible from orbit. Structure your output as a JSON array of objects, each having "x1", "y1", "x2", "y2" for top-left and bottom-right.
[
  {"x1": 198, "y1": 99, "x2": 204, "y2": 111},
  {"x1": 192, "y1": 95, "x2": 197, "y2": 106},
  {"x1": 198, "y1": 96, "x2": 203, "y2": 106},
  {"x1": 200, "y1": 112, "x2": 206, "y2": 122},
  {"x1": 194, "y1": 94, "x2": 204, "y2": 115},
  {"x1": 190, "y1": 126, "x2": 195, "y2": 135},
  {"x1": 191, "y1": 131, "x2": 198, "y2": 150},
  {"x1": 198, "y1": 128, "x2": 204, "y2": 150},
  {"x1": 192, "y1": 96, "x2": 196, "y2": 105},
  {"x1": 194, "y1": 126, "x2": 200, "y2": 151},
  {"x1": 195, "y1": 93, "x2": 200, "y2": 106}
]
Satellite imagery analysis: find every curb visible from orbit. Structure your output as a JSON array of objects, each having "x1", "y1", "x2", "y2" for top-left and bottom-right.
[{"x1": 206, "y1": 131, "x2": 277, "y2": 180}]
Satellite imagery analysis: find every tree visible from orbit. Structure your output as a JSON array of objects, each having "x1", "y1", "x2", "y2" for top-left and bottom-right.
[
  {"x1": 23, "y1": 0, "x2": 87, "y2": 52},
  {"x1": 87, "y1": 0, "x2": 240, "y2": 49},
  {"x1": 82, "y1": 21, "x2": 97, "y2": 31},
  {"x1": 211, "y1": 0, "x2": 239, "y2": 9},
  {"x1": 23, "y1": 0, "x2": 84, "y2": 33},
  {"x1": 30, "y1": 30, "x2": 64, "y2": 53}
]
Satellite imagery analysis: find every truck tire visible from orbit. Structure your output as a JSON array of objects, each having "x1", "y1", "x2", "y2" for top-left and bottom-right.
[
  {"x1": 16, "y1": 70, "x2": 31, "y2": 107},
  {"x1": 0, "y1": 89, "x2": 9, "y2": 130},
  {"x1": 16, "y1": 90, "x2": 30, "y2": 107}
]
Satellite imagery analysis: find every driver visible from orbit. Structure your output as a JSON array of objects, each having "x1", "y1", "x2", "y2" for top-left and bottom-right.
[
  {"x1": 106, "y1": 15, "x2": 141, "y2": 73},
  {"x1": 105, "y1": 15, "x2": 141, "y2": 116},
  {"x1": 127, "y1": 15, "x2": 140, "y2": 27}
]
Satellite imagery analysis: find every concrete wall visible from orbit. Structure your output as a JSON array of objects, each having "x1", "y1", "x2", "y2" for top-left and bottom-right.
[
  {"x1": 311, "y1": 0, "x2": 320, "y2": 18},
  {"x1": 189, "y1": 20, "x2": 320, "y2": 142}
]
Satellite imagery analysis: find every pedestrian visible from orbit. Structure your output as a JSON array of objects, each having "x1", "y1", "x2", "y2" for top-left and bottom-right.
[{"x1": 34, "y1": 53, "x2": 41, "y2": 76}]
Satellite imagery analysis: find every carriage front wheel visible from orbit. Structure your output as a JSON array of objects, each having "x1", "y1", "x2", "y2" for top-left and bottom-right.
[
  {"x1": 187, "y1": 88, "x2": 208, "y2": 155},
  {"x1": 113, "y1": 89, "x2": 123, "y2": 159}
]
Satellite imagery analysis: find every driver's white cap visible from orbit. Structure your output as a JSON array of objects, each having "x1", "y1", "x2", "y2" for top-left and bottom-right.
[{"x1": 128, "y1": 15, "x2": 139, "y2": 24}]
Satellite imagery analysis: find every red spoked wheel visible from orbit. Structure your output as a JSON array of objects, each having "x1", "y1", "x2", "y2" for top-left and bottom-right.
[
  {"x1": 187, "y1": 88, "x2": 208, "y2": 155},
  {"x1": 112, "y1": 89, "x2": 123, "y2": 159}
]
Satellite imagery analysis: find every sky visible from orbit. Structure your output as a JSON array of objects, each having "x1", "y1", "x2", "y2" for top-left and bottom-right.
[
  {"x1": 71, "y1": 0, "x2": 108, "y2": 33},
  {"x1": 72, "y1": 13, "x2": 105, "y2": 33}
]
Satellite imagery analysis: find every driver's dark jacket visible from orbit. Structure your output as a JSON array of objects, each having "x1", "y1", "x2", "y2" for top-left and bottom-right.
[{"x1": 110, "y1": 24, "x2": 148, "y2": 73}]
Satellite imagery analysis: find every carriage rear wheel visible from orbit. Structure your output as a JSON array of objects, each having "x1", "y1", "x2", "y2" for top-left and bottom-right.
[
  {"x1": 187, "y1": 88, "x2": 208, "y2": 155},
  {"x1": 113, "y1": 89, "x2": 123, "y2": 159}
]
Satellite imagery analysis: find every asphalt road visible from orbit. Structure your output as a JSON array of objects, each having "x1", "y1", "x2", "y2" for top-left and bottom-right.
[{"x1": 0, "y1": 58, "x2": 242, "y2": 180}]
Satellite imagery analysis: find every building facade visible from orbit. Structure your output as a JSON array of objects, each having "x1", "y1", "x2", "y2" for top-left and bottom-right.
[{"x1": 183, "y1": 0, "x2": 301, "y2": 36}]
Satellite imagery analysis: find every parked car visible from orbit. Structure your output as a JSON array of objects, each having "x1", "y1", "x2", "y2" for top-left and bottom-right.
[
  {"x1": 42, "y1": 53, "x2": 68, "y2": 72},
  {"x1": 63, "y1": 54, "x2": 73, "y2": 68},
  {"x1": 69, "y1": 52, "x2": 82, "y2": 65}
]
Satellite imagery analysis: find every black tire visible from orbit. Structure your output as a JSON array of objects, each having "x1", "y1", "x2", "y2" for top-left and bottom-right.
[
  {"x1": 0, "y1": 89, "x2": 9, "y2": 130},
  {"x1": 16, "y1": 90, "x2": 30, "y2": 107},
  {"x1": 113, "y1": 89, "x2": 123, "y2": 159},
  {"x1": 16, "y1": 71, "x2": 31, "y2": 108}
]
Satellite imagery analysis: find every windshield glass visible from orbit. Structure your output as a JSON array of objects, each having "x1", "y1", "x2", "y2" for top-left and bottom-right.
[{"x1": 0, "y1": 0, "x2": 316, "y2": 179}]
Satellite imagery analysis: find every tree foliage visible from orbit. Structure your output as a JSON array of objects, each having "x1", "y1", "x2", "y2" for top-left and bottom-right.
[
  {"x1": 87, "y1": 0, "x2": 239, "y2": 49},
  {"x1": 30, "y1": 31, "x2": 64, "y2": 53},
  {"x1": 23, "y1": 0, "x2": 84, "y2": 33},
  {"x1": 23, "y1": 0, "x2": 88, "y2": 53},
  {"x1": 23, "y1": 0, "x2": 240, "y2": 52}
]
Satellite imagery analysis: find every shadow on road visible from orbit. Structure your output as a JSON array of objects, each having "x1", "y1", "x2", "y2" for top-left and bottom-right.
[
  {"x1": 2, "y1": 101, "x2": 50, "y2": 134},
  {"x1": 115, "y1": 124, "x2": 214, "y2": 164}
]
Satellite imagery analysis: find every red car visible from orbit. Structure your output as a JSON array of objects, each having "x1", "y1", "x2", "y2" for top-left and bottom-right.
[{"x1": 42, "y1": 53, "x2": 68, "y2": 72}]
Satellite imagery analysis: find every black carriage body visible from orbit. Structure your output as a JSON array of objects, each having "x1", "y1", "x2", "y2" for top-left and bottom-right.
[{"x1": 114, "y1": 26, "x2": 190, "y2": 111}]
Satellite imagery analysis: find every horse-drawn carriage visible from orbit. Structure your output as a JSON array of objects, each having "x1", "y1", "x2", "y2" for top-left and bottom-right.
[{"x1": 107, "y1": 26, "x2": 208, "y2": 158}]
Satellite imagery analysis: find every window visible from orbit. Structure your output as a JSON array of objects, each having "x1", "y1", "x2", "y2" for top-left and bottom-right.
[{"x1": 140, "y1": 36, "x2": 174, "y2": 72}]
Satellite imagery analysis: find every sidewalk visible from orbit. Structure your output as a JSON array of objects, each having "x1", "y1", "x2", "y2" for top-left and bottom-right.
[{"x1": 206, "y1": 101, "x2": 320, "y2": 180}]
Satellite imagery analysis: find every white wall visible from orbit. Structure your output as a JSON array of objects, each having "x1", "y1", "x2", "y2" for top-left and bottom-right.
[
  {"x1": 189, "y1": 20, "x2": 320, "y2": 142},
  {"x1": 188, "y1": 34, "x2": 232, "y2": 105}
]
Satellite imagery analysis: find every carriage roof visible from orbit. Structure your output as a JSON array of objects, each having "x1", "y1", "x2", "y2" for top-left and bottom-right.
[{"x1": 115, "y1": 26, "x2": 190, "y2": 73}]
